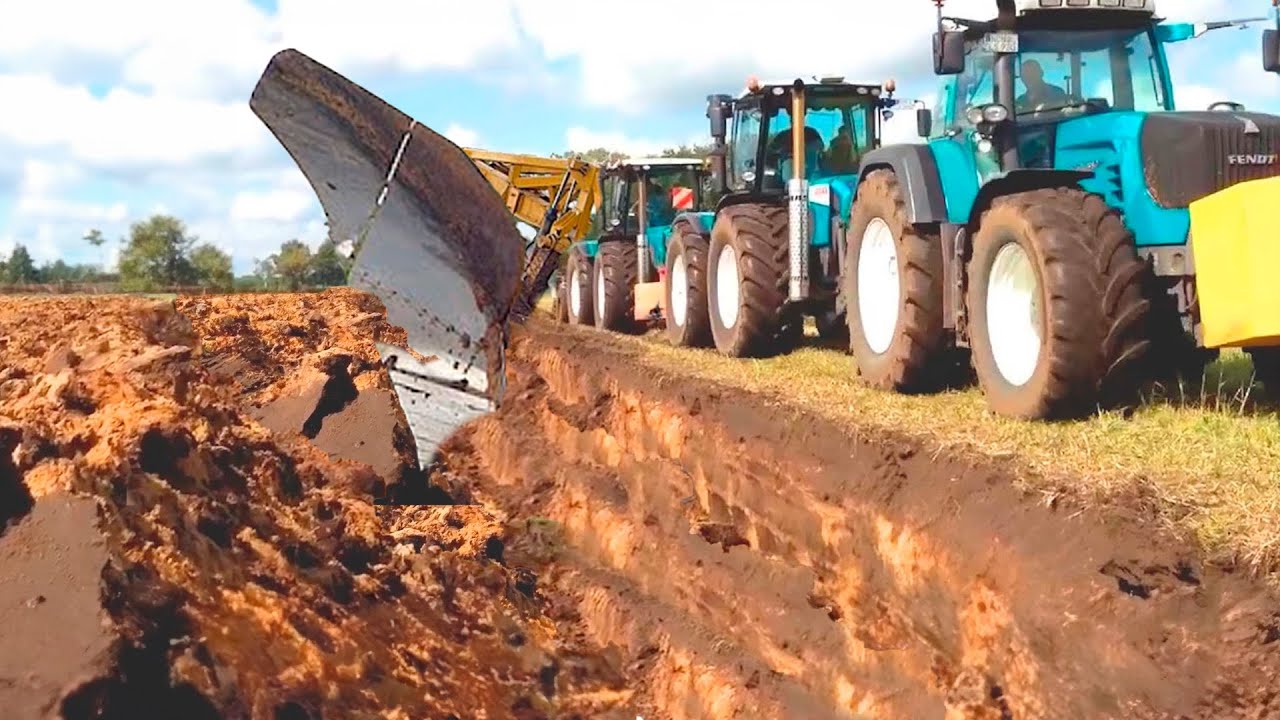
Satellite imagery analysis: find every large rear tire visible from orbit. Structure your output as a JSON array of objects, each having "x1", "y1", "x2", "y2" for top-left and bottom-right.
[
  {"x1": 663, "y1": 222, "x2": 712, "y2": 347},
  {"x1": 844, "y1": 168, "x2": 948, "y2": 392},
  {"x1": 564, "y1": 245, "x2": 593, "y2": 326},
  {"x1": 593, "y1": 241, "x2": 639, "y2": 333},
  {"x1": 966, "y1": 187, "x2": 1150, "y2": 419},
  {"x1": 706, "y1": 204, "x2": 799, "y2": 357}
]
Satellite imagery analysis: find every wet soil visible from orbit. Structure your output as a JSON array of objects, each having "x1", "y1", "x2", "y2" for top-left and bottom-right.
[{"x1": 2, "y1": 290, "x2": 1277, "y2": 719}]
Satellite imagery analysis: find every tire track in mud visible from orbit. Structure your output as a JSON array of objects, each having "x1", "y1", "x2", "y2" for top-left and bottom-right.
[{"x1": 445, "y1": 319, "x2": 1280, "y2": 720}]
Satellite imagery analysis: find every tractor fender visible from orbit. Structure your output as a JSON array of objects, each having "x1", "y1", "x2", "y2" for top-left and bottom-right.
[
  {"x1": 672, "y1": 211, "x2": 714, "y2": 236},
  {"x1": 856, "y1": 145, "x2": 948, "y2": 224},
  {"x1": 967, "y1": 169, "x2": 1093, "y2": 226}
]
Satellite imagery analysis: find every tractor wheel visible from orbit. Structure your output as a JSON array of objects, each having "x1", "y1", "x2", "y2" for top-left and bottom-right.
[
  {"x1": 706, "y1": 204, "x2": 800, "y2": 357},
  {"x1": 966, "y1": 187, "x2": 1150, "y2": 419},
  {"x1": 1141, "y1": 281, "x2": 1217, "y2": 391},
  {"x1": 554, "y1": 275, "x2": 570, "y2": 322},
  {"x1": 815, "y1": 309, "x2": 848, "y2": 343},
  {"x1": 1246, "y1": 347, "x2": 1280, "y2": 396},
  {"x1": 563, "y1": 245, "x2": 594, "y2": 325},
  {"x1": 593, "y1": 241, "x2": 639, "y2": 333},
  {"x1": 663, "y1": 222, "x2": 712, "y2": 347},
  {"x1": 843, "y1": 168, "x2": 947, "y2": 392}
]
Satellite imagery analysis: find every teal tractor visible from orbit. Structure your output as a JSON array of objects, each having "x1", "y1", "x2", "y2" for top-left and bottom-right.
[
  {"x1": 557, "y1": 157, "x2": 717, "y2": 345},
  {"x1": 700, "y1": 76, "x2": 901, "y2": 356},
  {"x1": 841, "y1": 0, "x2": 1280, "y2": 419}
]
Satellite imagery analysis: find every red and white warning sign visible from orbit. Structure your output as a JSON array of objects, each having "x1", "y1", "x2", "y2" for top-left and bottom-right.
[{"x1": 670, "y1": 185, "x2": 694, "y2": 210}]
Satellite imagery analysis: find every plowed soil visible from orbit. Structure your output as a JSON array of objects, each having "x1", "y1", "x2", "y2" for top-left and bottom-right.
[{"x1": 2, "y1": 290, "x2": 1278, "y2": 720}]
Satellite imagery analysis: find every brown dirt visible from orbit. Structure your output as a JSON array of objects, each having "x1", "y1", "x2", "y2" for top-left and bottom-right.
[
  {"x1": 435, "y1": 318, "x2": 1280, "y2": 720},
  {"x1": 0, "y1": 290, "x2": 638, "y2": 719},
  {"x1": 2, "y1": 290, "x2": 1278, "y2": 720}
]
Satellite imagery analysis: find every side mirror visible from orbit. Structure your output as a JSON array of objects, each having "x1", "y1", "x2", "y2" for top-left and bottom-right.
[
  {"x1": 933, "y1": 31, "x2": 966, "y2": 75},
  {"x1": 706, "y1": 94, "x2": 730, "y2": 139},
  {"x1": 916, "y1": 107, "x2": 933, "y2": 138},
  {"x1": 1264, "y1": 30, "x2": 1280, "y2": 73}
]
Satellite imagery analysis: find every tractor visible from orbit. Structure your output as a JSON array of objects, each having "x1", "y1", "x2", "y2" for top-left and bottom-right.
[
  {"x1": 841, "y1": 0, "x2": 1280, "y2": 419},
  {"x1": 556, "y1": 157, "x2": 718, "y2": 346},
  {"x1": 699, "y1": 76, "x2": 901, "y2": 357}
]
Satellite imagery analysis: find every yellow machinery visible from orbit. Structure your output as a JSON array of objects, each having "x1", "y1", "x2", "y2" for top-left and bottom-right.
[{"x1": 461, "y1": 149, "x2": 601, "y2": 321}]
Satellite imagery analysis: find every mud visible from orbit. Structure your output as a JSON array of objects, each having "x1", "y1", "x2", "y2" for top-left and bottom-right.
[
  {"x1": 2, "y1": 290, "x2": 1277, "y2": 719},
  {"x1": 438, "y1": 318, "x2": 1280, "y2": 720},
  {"x1": 0, "y1": 291, "x2": 639, "y2": 719}
]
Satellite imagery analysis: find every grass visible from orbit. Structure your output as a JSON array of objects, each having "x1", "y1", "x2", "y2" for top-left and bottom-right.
[{"x1": 530, "y1": 292, "x2": 1280, "y2": 574}]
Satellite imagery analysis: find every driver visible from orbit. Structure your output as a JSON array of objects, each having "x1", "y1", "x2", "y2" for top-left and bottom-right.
[{"x1": 1016, "y1": 59, "x2": 1068, "y2": 112}]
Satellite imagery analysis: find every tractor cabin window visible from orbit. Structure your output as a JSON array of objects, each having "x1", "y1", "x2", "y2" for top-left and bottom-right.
[
  {"x1": 1012, "y1": 28, "x2": 1165, "y2": 119},
  {"x1": 730, "y1": 104, "x2": 762, "y2": 190},
  {"x1": 760, "y1": 90, "x2": 875, "y2": 189}
]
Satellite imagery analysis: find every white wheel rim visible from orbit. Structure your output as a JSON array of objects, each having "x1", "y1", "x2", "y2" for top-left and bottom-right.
[
  {"x1": 857, "y1": 217, "x2": 900, "y2": 355},
  {"x1": 569, "y1": 266, "x2": 582, "y2": 317},
  {"x1": 986, "y1": 242, "x2": 1042, "y2": 387},
  {"x1": 715, "y1": 244, "x2": 740, "y2": 328},
  {"x1": 595, "y1": 262, "x2": 606, "y2": 321},
  {"x1": 671, "y1": 252, "x2": 688, "y2": 327}
]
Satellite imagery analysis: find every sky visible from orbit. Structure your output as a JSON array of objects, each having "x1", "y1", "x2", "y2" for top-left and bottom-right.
[{"x1": 1, "y1": 0, "x2": 1278, "y2": 274}]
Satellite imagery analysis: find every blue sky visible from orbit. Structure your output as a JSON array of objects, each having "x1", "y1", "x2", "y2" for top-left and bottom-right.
[{"x1": 1, "y1": 0, "x2": 1277, "y2": 274}]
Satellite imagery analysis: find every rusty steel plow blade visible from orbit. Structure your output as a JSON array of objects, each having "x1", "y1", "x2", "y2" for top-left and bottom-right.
[{"x1": 248, "y1": 48, "x2": 524, "y2": 470}]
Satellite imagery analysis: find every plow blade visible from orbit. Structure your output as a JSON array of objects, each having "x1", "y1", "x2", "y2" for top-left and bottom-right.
[{"x1": 249, "y1": 48, "x2": 524, "y2": 469}]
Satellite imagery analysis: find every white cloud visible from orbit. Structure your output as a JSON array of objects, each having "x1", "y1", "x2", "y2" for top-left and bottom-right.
[
  {"x1": 442, "y1": 123, "x2": 480, "y2": 148},
  {"x1": 565, "y1": 127, "x2": 677, "y2": 156}
]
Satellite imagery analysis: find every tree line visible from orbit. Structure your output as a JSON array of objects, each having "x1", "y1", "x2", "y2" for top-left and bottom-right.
[{"x1": 0, "y1": 214, "x2": 350, "y2": 292}]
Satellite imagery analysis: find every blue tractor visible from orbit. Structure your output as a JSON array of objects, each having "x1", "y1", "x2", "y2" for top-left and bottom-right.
[
  {"x1": 842, "y1": 0, "x2": 1280, "y2": 419},
  {"x1": 557, "y1": 157, "x2": 717, "y2": 345},
  {"x1": 698, "y1": 77, "x2": 902, "y2": 356}
]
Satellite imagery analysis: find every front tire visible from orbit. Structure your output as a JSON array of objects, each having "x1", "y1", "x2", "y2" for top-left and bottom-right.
[
  {"x1": 663, "y1": 222, "x2": 712, "y2": 347},
  {"x1": 593, "y1": 241, "x2": 639, "y2": 333},
  {"x1": 706, "y1": 204, "x2": 799, "y2": 357},
  {"x1": 564, "y1": 245, "x2": 594, "y2": 326},
  {"x1": 844, "y1": 168, "x2": 947, "y2": 392},
  {"x1": 966, "y1": 188, "x2": 1150, "y2": 419},
  {"x1": 1247, "y1": 347, "x2": 1280, "y2": 397}
]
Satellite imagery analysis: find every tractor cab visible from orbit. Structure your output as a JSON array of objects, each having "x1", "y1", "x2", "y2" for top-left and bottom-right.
[
  {"x1": 708, "y1": 77, "x2": 889, "y2": 199},
  {"x1": 598, "y1": 157, "x2": 708, "y2": 255}
]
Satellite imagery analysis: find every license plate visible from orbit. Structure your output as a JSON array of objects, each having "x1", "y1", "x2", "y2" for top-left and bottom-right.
[{"x1": 979, "y1": 31, "x2": 1019, "y2": 53}]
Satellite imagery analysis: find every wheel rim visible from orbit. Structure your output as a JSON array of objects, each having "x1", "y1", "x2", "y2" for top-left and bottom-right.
[
  {"x1": 715, "y1": 244, "x2": 740, "y2": 328},
  {"x1": 595, "y1": 262, "x2": 606, "y2": 322},
  {"x1": 857, "y1": 217, "x2": 900, "y2": 354},
  {"x1": 670, "y1": 252, "x2": 688, "y2": 328},
  {"x1": 569, "y1": 266, "x2": 582, "y2": 318},
  {"x1": 986, "y1": 241, "x2": 1042, "y2": 387}
]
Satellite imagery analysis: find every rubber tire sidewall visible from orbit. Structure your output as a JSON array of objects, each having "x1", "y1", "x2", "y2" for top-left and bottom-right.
[
  {"x1": 564, "y1": 246, "x2": 594, "y2": 326},
  {"x1": 966, "y1": 207, "x2": 1053, "y2": 418},
  {"x1": 706, "y1": 205, "x2": 795, "y2": 357},
  {"x1": 663, "y1": 225, "x2": 713, "y2": 347},
  {"x1": 593, "y1": 241, "x2": 639, "y2": 333}
]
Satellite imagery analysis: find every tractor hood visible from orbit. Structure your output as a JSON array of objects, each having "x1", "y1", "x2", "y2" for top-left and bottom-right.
[{"x1": 1140, "y1": 111, "x2": 1280, "y2": 208}]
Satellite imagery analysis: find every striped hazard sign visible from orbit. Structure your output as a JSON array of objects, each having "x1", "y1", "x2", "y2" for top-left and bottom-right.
[{"x1": 670, "y1": 185, "x2": 694, "y2": 210}]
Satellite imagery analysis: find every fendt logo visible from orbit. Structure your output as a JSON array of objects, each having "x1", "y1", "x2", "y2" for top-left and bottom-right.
[{"x1": 1227, "y1": 154, "x2": 1279, "y2": 165}]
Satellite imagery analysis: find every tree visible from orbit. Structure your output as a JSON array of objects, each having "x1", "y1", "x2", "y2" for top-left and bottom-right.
[
  {"x1": 83, "y1": 228, "x2": 107, "y2": 269},
  {"x1": 309, "y1": 238, "x2": 348, "y2": 286},
  {"x1": 4, "y1": 245, "x2": 38, "y2": 284},
  {"x1": 117, "y1": 214, "x2": 198, "y2": 291},
  {"x1": 190, "y1": 243, "x2": 234, "y2": 291},
  {"x1": 270, "y1": 239, "x2": 313, "y2": 291}
]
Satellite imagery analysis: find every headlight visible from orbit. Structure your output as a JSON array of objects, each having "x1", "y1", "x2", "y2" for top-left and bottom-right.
[
  {"x1": 982, "y1": 104, "x2": 1010, "y2": 122},
  {"x1": 966, "y1": 106, "x2": 984, "y2": 125}
]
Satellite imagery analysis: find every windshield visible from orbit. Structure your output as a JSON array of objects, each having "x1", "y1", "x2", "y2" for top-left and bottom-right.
[
  {"x1": 629, "y1": 166, "x2": 703, "y2": 226},
  {"x1": 956, "y1": 27, "x2": 1166, "y2": 123},
  {"x1": 764, "y1": 90, "x2": 874, "y2": 183}
]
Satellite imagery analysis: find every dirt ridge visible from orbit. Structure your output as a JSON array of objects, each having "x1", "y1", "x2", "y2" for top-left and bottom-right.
[{"x1": 441, "y1": 318, "x2": 1280, "y2": 719}]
